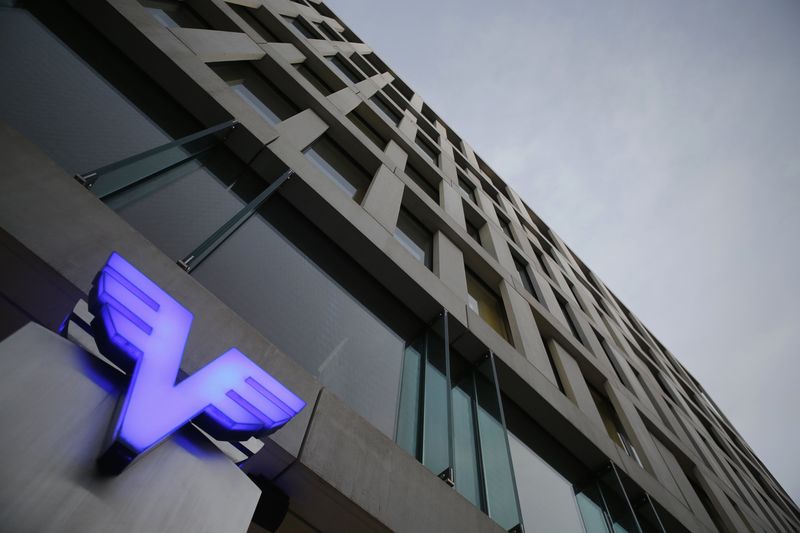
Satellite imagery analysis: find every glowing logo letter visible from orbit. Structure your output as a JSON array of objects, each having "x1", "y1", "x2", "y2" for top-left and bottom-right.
[{"x1": 89, "y1": 252, "x2": 305, "y2": 474}]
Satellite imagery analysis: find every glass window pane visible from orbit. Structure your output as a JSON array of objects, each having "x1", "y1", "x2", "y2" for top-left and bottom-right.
[
  {"x1": 211, "y1": 63, "x2": 298, "y2": 125},
  {"x1": 304, "y1": 136, "x2": 371, "y2": 202},
  {"x1": 452, "y1": 376, "x2": 481, "y2": 508},
  {"x1": 371, "y1": 94, "x2": 402, "y2": 125},
  {"x1": 466, "y1": 270, "x2": 511, "y2": 342},
  {"x1": 509, "y1": 432, "x2": 586, "y2": 533},
  {"x1": 328, "y1": 55, "x2": 361, "y2": 84},
  {"x1": 191, "y1": 205, "x2": 405, "y2": 438},
  {"x1": 577, "y1": 484, "x2": 613, "y2": 533},
  {"x1": 475, "y1": 374, "x2": 521, "y2": 530},
  {"x1": 107, "y1": 148, "x2": 247, "y2": 260},
  {"x1": 396, "y1": 338, "x2": 423, "y2": 458},
  {"x1": 422, "y1": 329, "x2": 450, "y2": 476},
  {"x1": 394, "y1": 209, "x2": 433, "y2": 269},
  {"x1": 404, "y1": 163, "x2": 439, "y2": 203}
]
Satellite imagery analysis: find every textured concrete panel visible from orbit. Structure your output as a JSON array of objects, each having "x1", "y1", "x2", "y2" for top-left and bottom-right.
[
  {"x1": 282, "y1": 389, "x2": 505, "y2": 533},
  {"x1": 171, "y1": 28, "x2": 265, "y2": 62},
  {"x1": 0, "y1": 324, "x2": 260, "y2": 533}
]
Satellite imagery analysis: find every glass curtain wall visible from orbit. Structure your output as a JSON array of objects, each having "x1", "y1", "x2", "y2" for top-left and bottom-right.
[
  {"x1": 396, "y1": 319, "x2": 523, "y2": 531},
  {"x1": 575, "y1": 464, "x2": 668, "y2": 533},
  {"x1": 95, "y1": 134, "x2": 411, "y2": 439}
]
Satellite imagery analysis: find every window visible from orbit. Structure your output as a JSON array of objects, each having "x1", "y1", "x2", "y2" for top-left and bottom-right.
[
  {"x1": 566, "y1": 280, "x2": 587, "y2": 313},
  {"x1": 394, "y1": 208, "x2": 433, "y2": 269},
  {"x1": 295, "y1": 63, "x2": 334, "y2": 95},
  {"x1": 596, "y1": 331, "x2": 626, "y2": 384},
  {"x1": 466, "y1": 217, "x2": 482, "y2": 245},
  {"x1": 466, "y1": 269, "x2": 511, "y2": 343},
  {"x1": 314, "y1": 21, "x2": 343, "y2": 41},
  {"x1": 229, "y1": 4, "x2": 279, "y2": 42},
  {"x1": 328, "y1": 55, "x2": 362, "y2": 84},
  {"x1": 404, "y1": 163, "x2": 439, "y2": 203},
  {"x1": 415, "y1": 132, "x2": 439, "y2": 165},
  {"x1": 556, "y1": 295, "x2": 582, "y2": 342},
  {"x1": 513, "y1": 255, "x2": 536, "y2": 298},
  {"x1": 211, "y1": 63, "x2": 298, "y2": 126},
  {"x1": 589, "y1": 386, "x2": 642, "y2": 467},
  {"x1": 370, "y1": 94, "x2": 402, "y2": 125},
  {"x1": 542, "y1": 340, "x2": 565, "y2": 393},
  {"x1": 304, "y1": 135, "x2": 372, "y2": 202},
  {"x1": 457, "y1": 173, "x2": 476, "y2": 203},
  {"x1": 396, "y1": 325, "x2": 522, "y2": 531},
  {"x1": 283, "y1": 15, "x2": 319, "y2": 39},
  {"x1": 531, "y1": 246, "x2": 548, "y2": 275},
  {"x1": 347, "y1": 107, "x2": 387, "y2": 149},
  {"x1": 498, "y1": 212, "x2": 514, "y2": 242}
]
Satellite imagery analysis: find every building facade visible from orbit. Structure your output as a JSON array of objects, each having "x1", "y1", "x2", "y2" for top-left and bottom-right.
[{"x1": 0, "y1": 1, "x2": 797, "y2": 532}]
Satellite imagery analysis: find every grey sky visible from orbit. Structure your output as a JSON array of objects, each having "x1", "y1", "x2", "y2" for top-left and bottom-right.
[{"x1": 328, "y1": 0, "x2": 800, "y2": 503}]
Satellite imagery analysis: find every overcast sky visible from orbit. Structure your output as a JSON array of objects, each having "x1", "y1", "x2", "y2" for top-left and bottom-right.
[{"x1": 329, "y1": 0, "x2": 800, "y2": 504}]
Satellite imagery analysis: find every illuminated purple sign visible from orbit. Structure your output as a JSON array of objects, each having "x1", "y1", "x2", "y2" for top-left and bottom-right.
[{"x1": 89, "y1": 252, "x2": 305, "y2": 474}]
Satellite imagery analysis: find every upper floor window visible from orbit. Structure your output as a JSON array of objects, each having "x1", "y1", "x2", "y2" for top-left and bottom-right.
[
  {"x1": 211, "y1": 63, "x2": 298, "y2": 126},
  {"x1": 404, "y1": 162, "x2": 440, "y2": 204},
  {"x1": 315, "y1": 21, "x2": 343, "y2": 41},
  {"x1": 497, "y1": 211, "x2": 515, "y2": 242},
  {"x1": 282, "y1": 15, "x2": 320, "y2": 39},
  {"x1": 348, "y1": 106, "x2": 387, "y2": 150},
  {"x1": 415, "y1": 132, "x2": 439, "y2": 165},
  {"x1": 589, "y1": 386, "x2": 642, "y2": 467},
  {"x1": 466, "y1": 269, "x2": 511, "y2": 343},
  {"x1": 304, "y1": 135, "x2": 372, "y2": 202},
  {"x1": 371, "y1": 94, "x2": 402, "y2": 126},
  {"x1": 328, "y1": 54, "x2": 362, "y2": 84},
  {"x1": 394, "y1": 208, "x2": 433, "y2": 269},
  {"x1": 513, "y1": 255, "x2": 536, "y2": 298},
  {"x1": 457, "y1": 173, "x2": 477, "y2": 203}
]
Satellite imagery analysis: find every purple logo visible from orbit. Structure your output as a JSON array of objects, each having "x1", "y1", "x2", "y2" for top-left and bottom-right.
[{"x1": 89, "y1": 252, "x2": 305, "y2": 474}]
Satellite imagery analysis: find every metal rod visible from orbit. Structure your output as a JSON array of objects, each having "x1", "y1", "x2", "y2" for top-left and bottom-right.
[
  {"x1": 75, "y1": 120, "x2": 237, "y2": 199},
  {"x1": 443, "y1": 310, "x2": 455, "y2": 487},
  {"x1": 486, "y1": 351, "x2": 525, "y2": 532},
  {"x1": 179, "y1": 170, "x2": 293, "y2": 273}
]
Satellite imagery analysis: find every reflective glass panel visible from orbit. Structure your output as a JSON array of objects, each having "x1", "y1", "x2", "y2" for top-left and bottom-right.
[
  {"x1": 509, "y1": 432, "x2": 586, "y2": 533},
  {"x1": 422, "y1": 329, "x2": 450, "y2": 476},
  {"x1": 451, "y1": 361, "x2": 481, "y2": 508},
  {"x1": 475, "y1": 373, "x2": 521, "y2": 530},
  {"x1": 396, "y1": 338, "x2": 423, "y2": 457},
  {"x1": 192, "y1": 200, "x2": 405, "y2": 438}
]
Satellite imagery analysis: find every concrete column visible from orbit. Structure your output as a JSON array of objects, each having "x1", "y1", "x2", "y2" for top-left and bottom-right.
[
  {"x1": 433, "y1": 231, "x2": 467, "y2": 299},
  {"x1": 383, "y1": 140, "x2": 408, "y2": 172},
  {"x1": 273, "y1": 108, "x2": 328, "y2": 151},
  {"x1": 398, "y1": 111, "x2": 417, "y2": 139},
  {"x1": 441, "y1": 179, "x2": 466, "y2": 228},
  {"x1": 461, "y1": 139, "x2": 480, "y2": 170},
  {"x1": 409, "y1": 93, "x2": 423, "y2": 112},
  {"x1": 605, "y1": 383, "x2": 685, "y2": 500},
  {"x1": 548, "y1": 340, "x2": 604, "y2": 428},
  {"x1": 695, "y1": 470, "x2": 753, "y2": 533},
  {"x1": 651, "y1": 439, "x2": 718, "y2": 531},
  {"x1": 362, "y1": 165, "x2": 403, "y2": 232},
  {"x1": 500, "y1": 281, "x2": 557, "y2": 385},
  {"x1": 328, "y1": 86, "x2": 361, "y2": 114},
  {"x1": 475, "y1": 189, "x2": 499, "y2": 224},
  {"x1": 531, "y1": 270, "x2": 569, "y2": 327},
  {"x1": 483, "y1": 222, "x2": 515, "y2": 275}
]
